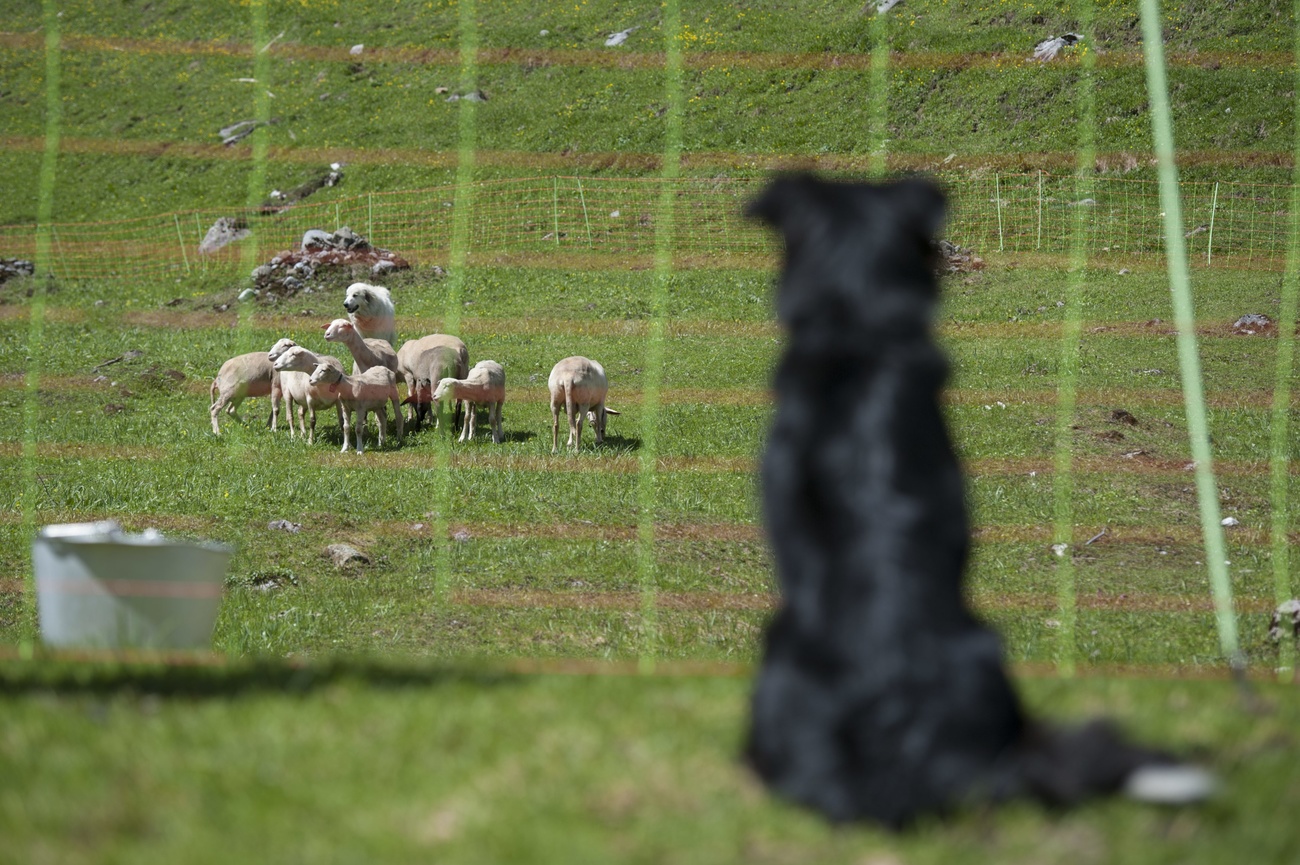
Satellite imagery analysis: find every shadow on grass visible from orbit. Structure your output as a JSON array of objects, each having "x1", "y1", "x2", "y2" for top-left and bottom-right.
[{"x1": 0, "y1": 655, "x2": 529, "y2": 697}]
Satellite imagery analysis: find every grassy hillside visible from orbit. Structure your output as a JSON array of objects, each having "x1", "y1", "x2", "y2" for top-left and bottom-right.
[{"x1": 0, "y1": 0, "x2": 1297, "y2": 225}]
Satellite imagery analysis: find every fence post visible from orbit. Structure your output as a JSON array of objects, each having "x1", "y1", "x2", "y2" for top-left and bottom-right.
[
  {"x1": 552, "y1": 177, "x2": 561, "y2": 246},
  {"x1": 1206, "y1": 181, "x2": 1219, "y2": 265},
  {"x1": 576, "y1": 178, "x2": 593, "y2": 247},
  {"x1": 51, "y1": 226, "x2": 69, "y2": 279},
  {"x1": 194, "y1": 213, "x2": 206, "y2": 274},
  {"x1": 995, "y1": 173, "x2": 1005, "y2": 252},
  {"x1": 173, "y1": 214, "x2": 191, "y2": 275},
  {"x1": 1036, "y1": 170, "x2": 1044, "y2": 251}
]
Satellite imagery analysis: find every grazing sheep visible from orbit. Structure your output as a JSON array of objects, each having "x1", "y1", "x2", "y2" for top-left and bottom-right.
[
  {"x1": 271, "y1": 345, "x2": 346, "y2": 444},
  {"x1": 342, "y1": 282, "x2": 396, "y2": 346},
  {"x1": 432, "y1": 360, "x2": 506, "y2": 443},
  {"x1": 547, "y1": 356, "x2": 618, "y2": 453},
  {"x1": 209, "y1": 352, "x2": 282, "y2": 435},
  {"x1": 396, "y1": 334, "x2": 469, "y2": 427},
  {"x1": 309, "y1": 361, "x2": 405, "y2": 454},
  {"x1": 323, "y1": 318, "x2": 398, "y2": 374}
]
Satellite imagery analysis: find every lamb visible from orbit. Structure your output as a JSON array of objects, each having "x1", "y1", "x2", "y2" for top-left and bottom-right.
[
  {"x1": 342, "y1": 282, "x2": 397, "y2": 347},
  {"x1": 308, "y1": 361, "x2": 405, "y2": 453},
  {"x1": 396, "y1": 334, "x2": 469, "y2": 428},
  {"x1": 271, "y1": 345, "x2": 346, "y2": 444},
  {"x1": 547, "y1": 356, "x2": 619, "y2": 453},
  {"x1": 209, "y1": 352, "x2": 282, "y2": 435},
  {"x1": 323, "y1": 318, "x2": 399, "y2": 375},
  {"x1": 432, "y1": 360, "x2": 506, "y2": 443}
]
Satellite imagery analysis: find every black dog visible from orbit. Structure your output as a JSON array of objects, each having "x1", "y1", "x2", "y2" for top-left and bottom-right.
[{"x1": 744, "y1": 174, "x2": 1212, "y2": 827}]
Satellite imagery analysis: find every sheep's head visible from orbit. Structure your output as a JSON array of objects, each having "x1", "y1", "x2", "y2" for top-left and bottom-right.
[
  {"x1": 309, "y1": 361, "x2": 342, "y2": 387},
  {"x1": 431, "y1": 377, "x2": 457, "y2": 402},
  {"x1": 267, "y1": 338, "x2": 297, "y2": 362},
  {"x1": 322, "y1": 319, "x2": 353, "y2": 342},
  {"x1": 274, "y1": 345, "x2": 311, "y2": 373}
]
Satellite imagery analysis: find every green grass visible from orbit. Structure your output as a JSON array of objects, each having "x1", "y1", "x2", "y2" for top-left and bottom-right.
[{"x1": 1, "y1": 665, "x2": 1297, "y2": 865}]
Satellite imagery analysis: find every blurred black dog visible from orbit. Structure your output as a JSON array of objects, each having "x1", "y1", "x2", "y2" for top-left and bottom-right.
[{"x1": 744, "y1": 174, "x2": 1212, "y2": 827}]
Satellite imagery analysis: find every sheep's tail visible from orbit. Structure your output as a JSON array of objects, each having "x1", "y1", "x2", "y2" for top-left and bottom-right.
[{"x1": 209, "y1": 378, "x2": 218, "y2": 406}]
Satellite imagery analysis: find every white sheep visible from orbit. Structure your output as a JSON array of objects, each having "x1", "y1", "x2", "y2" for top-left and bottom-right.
[
  {"x1": 209, "y1": 352, "x2": 282, "y2": 435},
  {"x1": 396, "y1": 333, "x2": 469, "y2": 427},
  {"x1": 342, "y1": 282, "x2": 397, "y2": 347},
  {"x1": 548, "y1": 356, "x2": 619, "y2": 453},
  {"x1": 432, "y1": 360, "x2": 506, "y2": 443},
  {"x1": 323, "y1": 318, "x2": 398, "y2": 374},
  {"x1": 271, "y1": 345, "x2": 346, "y2": 444},
  {"x1": 309, "y1": 361, "x2": 405, "y2": 453}
]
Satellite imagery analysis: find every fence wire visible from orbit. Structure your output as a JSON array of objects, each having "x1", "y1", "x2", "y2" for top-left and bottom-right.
[{"x1": 4, "y1": 173, "x2": 1298, "y2": 279}]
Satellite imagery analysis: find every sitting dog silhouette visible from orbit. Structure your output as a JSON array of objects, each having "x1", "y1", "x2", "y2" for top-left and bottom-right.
[{"x1": 744, "y1": 174, "x2": 1213, "y2": 827}]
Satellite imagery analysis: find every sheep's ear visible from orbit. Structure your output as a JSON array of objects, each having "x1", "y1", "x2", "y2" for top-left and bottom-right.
[
  {"x1": 887, "y1": 177, "x2": 947, "y2": 242},
  {"x1": 320, "y1": 323, "x2": 329, "y2": 330}
]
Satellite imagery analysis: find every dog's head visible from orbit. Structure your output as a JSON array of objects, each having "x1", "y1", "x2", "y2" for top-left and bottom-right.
[
  {"x1": 747, "y1": 174, "x2": 946, "y2": 332},
  {"x1": 343, "y1": 282, "x2": 391, "y2": 315}
]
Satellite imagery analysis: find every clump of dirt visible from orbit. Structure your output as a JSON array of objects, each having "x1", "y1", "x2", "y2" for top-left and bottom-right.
[{"x1": 936, "y1": 240, "x2": 984, "y2": 275}]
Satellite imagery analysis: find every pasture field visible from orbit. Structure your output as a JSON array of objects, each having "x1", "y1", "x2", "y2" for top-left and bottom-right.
[
  {"x1": 4, "y1": 0, "x2": 1300, "y2": 861},
  {"x1": 3, "y1": 258, "x2": 1300, "y2": 863}
]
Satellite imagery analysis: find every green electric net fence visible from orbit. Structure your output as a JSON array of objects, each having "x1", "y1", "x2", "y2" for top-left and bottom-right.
[{"x1": 13, "y1": 0, "x2": 1300, "y2": 681}]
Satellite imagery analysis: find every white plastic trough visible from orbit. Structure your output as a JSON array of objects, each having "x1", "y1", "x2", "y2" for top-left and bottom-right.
[{"x1": 33, "y1": 521, "x2": 232, "y2": 651}]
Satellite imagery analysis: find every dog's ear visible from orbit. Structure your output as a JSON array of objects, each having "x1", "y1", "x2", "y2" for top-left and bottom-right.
[
  {"x1": 745, "y1": 174, "x2": 815, "y2": 230},
  {"x1": 887, "y1": 178, "x2": 947, "y2": 242}
]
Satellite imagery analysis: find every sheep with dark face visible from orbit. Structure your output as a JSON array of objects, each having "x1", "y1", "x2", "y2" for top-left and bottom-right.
[{"x1": 396, "y1": 334, "x2": 469, "y2": 428}]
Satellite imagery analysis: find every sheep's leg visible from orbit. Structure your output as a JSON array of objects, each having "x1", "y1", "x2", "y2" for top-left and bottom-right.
[
  {"x1": 551, "y1": 403, "x2": 560, "y2": 454},
  {"x1": 357, "y1": 408, "x2": 369, "y2": 454},
  {"x1": 490, "y1": 401, "x2": 503, "y2": 444},
  {"x1": 305, "y1": 403, "x2": 317, "y2": 444},
  {"x1": 593, "y1": 405, "x2": 605, "y2": 446},
  {"x1": 567, "y1": 400, "x2": 582, "y2": 452},
  {"x1": 373, "y1": 407, "x2": 386, "y2": 449},
  {"x1": 296, "y1": 401, "x2": 308, "y2": 439},
  {"x1": 340, "y1": 405, "x2": 353, "y2": 453},
  {"x1": 460, "y1": 400, "x2": 475, "y2": 442},
  {"x1": 209, "y1": 397, "x2": 226, "y2": 435},
  {"x1": 270, "y1": 378, "x2": 282, "y2": 431},
  {"x1": 392, "y1": 393, "x2": 405, "y2": 444}
]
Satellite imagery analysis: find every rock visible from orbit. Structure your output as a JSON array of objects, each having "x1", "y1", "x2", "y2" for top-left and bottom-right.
[
  {"x1": 1109, "y1": 409, "x2": 1139, "y2": 426},
  {"x1": 268, "y1": 519, "x2": 302, "y2": 533},
  {"x1": 1220, "y1": 516, "x2": 1240, "y2": 527},
  {"x1": 0, "y1": 258, "x2": 35, "y2": 284},
  {"x1": 238, "y1": 288, "x2": 258, "y2": 302},
  {"x1": 327, "y1": 543, "x2": 370, "y2": 567},
  {"x1": 452, "y1": 530, "x2": 472, "y2": 543},
  {"x1": 1268, "y1": 599, "x2": 1300, "y2": 641},
  {"x1": 198, "y1": 217, "x2": 252, "y2": 254},
  {"x1": 1232, "y1": 313, "x2": 1275, "y2": 335},
  {"x1": 301, "y1": 229, "x2": 333, "y2": 251}
]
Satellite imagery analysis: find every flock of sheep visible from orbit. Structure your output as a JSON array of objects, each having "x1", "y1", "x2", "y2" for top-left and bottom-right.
[{"x1": 207, "y1": 282, "x2": 619, "y2": 453}]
